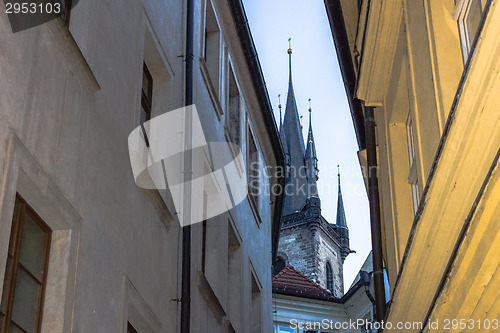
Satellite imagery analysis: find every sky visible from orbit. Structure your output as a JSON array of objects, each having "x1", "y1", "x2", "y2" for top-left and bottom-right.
[{"x1": 242, "y1": 0, "x2": 372, "y2": 291}]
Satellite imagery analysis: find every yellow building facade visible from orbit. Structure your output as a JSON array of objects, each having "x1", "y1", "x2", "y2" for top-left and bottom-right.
[{"x1": 325, "y1": 0, "x2": 500, "y2": 331}]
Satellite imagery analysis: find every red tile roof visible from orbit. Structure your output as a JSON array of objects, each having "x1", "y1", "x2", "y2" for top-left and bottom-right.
[{"x1": 272, "y1": 266, "x2": 334, "y2": 300}]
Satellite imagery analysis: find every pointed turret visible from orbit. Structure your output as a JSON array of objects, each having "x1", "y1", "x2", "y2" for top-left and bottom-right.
[
  {"x1": 336, "y1": 167, "x2": 351, "y2": 262},
  {"x1": 305, "y1": 100, "x2": 319, "y2": 199},
  {"x1": 305, "y1": 100, "x2": 318, "y2": 171},
  {"x1": 336, "y1": 168, "x2": 347, "y2": 228}
]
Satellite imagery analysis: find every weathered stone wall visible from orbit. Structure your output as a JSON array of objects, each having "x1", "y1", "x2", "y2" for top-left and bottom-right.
[{"x1": 278, "y1": 221, "x2": 344, "y2": 298}]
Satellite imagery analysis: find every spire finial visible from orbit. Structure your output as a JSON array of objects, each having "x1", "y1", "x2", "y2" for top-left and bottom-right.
[
  {"x1": 308, "y1": 98, "x2": 312, "y2": 113},
  {"x1": 338, "y1": 165, "x2": 341, "y2": 183},
  {"x1": 287, "y1": 38, "x2": 293, "y2": 84},
  {"x1": 278, "y1": 94, "x2": 283, "y2": 127}
]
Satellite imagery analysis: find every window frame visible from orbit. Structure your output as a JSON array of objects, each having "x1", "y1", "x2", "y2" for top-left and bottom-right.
[
  {"x1": 53, "y1": 0, "x2": 73, "y2": 27},
  {"x1": 325, "y1": 262, "x2": 334, "y2": 292},
  {"x1": 140, "y1": 62, "x2": 153, "y2": 147},
  {"x1": 202, "y1": 0, "x2": 222, "y2": 97},
  {"x1": 406, "y1": 114, "x2": 420, "y2": 214},
  {"x1": 455, "y1": 0, "x2": 484, "y2": 62},
  {"x1": 1, "y1": 195, "x2": 52, "y2": 333},
  {"x1": 247, "y1": 124, "x2": 260, "y2": 213},
  {"x1": 225, "y1": 61, "x2": 241, "y2": 146}
]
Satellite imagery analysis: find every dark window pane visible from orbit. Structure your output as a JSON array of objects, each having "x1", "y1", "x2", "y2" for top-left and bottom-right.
[
  {"x1": 11, "y1": 268, "x2": 41, "y2": 333},
  {"x1": 9, "y1": 322, "x2": 25, "y2": 333},
  {"x1": 19, "y1": 213, "x2": 47, "y2": 280},
  {"x1": 128, "y1": 322, "x2": 139, "y2": 333},
  {"x1": 466, "y1": 0, "x2": 482, "y2": 47}
]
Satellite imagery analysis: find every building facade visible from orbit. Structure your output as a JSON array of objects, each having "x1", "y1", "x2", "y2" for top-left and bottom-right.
[
  {"x1": 272, "y1": 252, "x2": 390, "y2": 333},
  {"x1": 325, "y1": 0, "x2": 500, "y2": 331},
  {"x1": 274, "y1": 48, "x2": 351, "y2": 299},
  {"x1": 0, "y1": 1, "x2": 284, "y2": 332}
]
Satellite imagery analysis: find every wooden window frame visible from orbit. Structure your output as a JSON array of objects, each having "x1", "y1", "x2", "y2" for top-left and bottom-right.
[
  {"x1": 1, "y1": 195, "x2": 52, "y2": 333},
  {"x1": 53, "y1": 0, "x2": 73, "y2": 27}
]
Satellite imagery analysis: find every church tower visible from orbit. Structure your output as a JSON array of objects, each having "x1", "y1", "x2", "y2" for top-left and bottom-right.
[{"x1": 275, "y1": 42, "x2": 352, "y2": 298}]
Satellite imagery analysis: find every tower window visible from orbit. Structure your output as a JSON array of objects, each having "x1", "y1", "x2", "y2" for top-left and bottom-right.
[{"x1": 326, "y1": 262, "x2": 334, "y2": 292}]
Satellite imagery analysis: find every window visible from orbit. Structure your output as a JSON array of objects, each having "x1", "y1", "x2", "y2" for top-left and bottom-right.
[
  {"x1": 250, "y1": 273, "x2": 262, "y2": 333},
  {"x1": 406, "y1": 114, "x2": 420, "y2": 214},
  {"x1": 141, "y1": 62, "x2": 153, "y2": 147},
  {"x1": 201, "y1": 192, "x2": 208, "y2": 273},
  {"x1": 1, "y1": 195, "x2": 51, "y2": 333},
  {"x1": 455, "y1": 0, "x2": 484, "y2": 61},
  {"x1": 127, "y1": 322, "x2": 139, "y2": 333},
  {"x1": 203, "y1": 0, "x2": 221, "y2": 96},
  {"x1": 54, "y1": 0, "x2": 73, "y2": 26},
  {"x1": 225, "y1": 64, "x2": 241, "y2": 146},
  {"x1": 227, "y1": 220, "x2": 241, "y2": 316},
  {"x1": 274, "y1": 325, "x2": 295, "y2": 333},
  {"x1": 247, "y1": 127, "x2": 259, "y2": 210},
  {"x1": 326, "y1": 262, "x2": 334, "y2": 292}
]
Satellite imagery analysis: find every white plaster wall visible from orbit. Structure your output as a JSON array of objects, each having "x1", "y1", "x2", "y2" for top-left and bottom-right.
[{"x1": 0, "y1": 0, "x2": 277, "y2": 332}]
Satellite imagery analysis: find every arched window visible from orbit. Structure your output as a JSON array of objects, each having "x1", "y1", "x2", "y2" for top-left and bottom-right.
[
  {"x1": 274, "y1": 257, "x2": 286, "y2": 275},
  {"x1": 326, "y1": 262, "x2": 334, "y2": 291}
]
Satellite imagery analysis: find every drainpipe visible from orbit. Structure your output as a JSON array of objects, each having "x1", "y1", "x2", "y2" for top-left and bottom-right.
[
  {"x1": 364, "y1": 106, "x2": 386, "y2": 323},
  {"x1": 180, "y1": 0, "x2": 195, "y2": 331}
]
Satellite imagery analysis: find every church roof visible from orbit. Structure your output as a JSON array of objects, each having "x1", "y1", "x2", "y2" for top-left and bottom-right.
[{"x1": 272, "y1": 266, "x2": 334, "y2": 300}]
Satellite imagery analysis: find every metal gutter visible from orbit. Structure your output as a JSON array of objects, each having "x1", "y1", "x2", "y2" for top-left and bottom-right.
[{"x1": 324, "y1": 0, "x2": 366, "y2": 150}]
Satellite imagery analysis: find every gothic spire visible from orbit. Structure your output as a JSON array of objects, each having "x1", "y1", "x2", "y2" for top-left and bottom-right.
[
  {"x1": 305, "y1": 99, "x2": 317, "y2": 162},
  {"x1": 278, "y1": 94, "x2": 289, "y2": 158},
  {"x1": 281, "y1": 39, "x2": 309, "y2": 215},
  {"x1": 336, "y1": 167, "x2": 347, "y2": 228},
  {"x1": 305, "y1": 100, "x2": 319, "y2": 200},
  {"x1": 282, "y1": 38, "x2": 305, "y2": 157}
]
